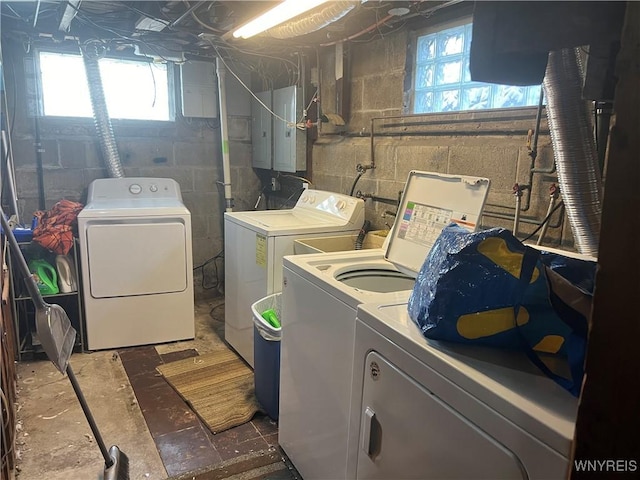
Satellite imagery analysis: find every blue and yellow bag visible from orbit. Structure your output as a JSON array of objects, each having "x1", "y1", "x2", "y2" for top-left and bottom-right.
[{"x1": 407, "y1": 223, "x2": 596, "y2": 397}]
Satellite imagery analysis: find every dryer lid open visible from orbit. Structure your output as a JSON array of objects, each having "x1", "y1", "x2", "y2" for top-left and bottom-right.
[{"x1": 384, "y1": 171, "x2": 490, "y2": 278}]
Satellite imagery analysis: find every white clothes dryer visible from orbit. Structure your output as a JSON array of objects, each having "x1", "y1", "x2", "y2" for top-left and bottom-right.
[
  {"x1": 224, "y1": 189, "x2": 364, "y2": 367},
  {"x1": 279, "y1": 171, "x2": 491, "y2": 480},
  {"x1": 347, "y1": 301, "x2": 578, "y2": 479},
  {"x1": 78, "y1": 177, "x2": 194, "y2": 351}
]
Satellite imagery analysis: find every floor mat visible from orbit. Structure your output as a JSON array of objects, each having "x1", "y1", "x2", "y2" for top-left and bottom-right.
[
  {"x1": 166, "y1": 448, "x2": 299, "y2": 480},
  {"x1": 157, "y1": 348, "x2": 261, "y2": 434}
]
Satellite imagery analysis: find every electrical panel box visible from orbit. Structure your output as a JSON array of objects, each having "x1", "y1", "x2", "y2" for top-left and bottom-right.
[
  {"x1": 251, "y1": 85, "x2": 306, "y2": 172},
  {"x1": 180, "y1": 60, "x2": 218, "y2": 118},
  {"x1": 251, "y1": 91, "x2": 272, "y2": 169},
  {"x1": 273, "y1": 85, "x2": 306, "y2": 173}
]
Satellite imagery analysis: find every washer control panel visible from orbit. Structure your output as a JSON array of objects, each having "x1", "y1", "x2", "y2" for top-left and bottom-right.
[{"x1": 295, "y1": 189, "x2": 365, "y2": 222}]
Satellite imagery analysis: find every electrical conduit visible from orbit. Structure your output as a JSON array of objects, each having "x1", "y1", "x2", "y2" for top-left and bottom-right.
[{"x1": 216, "y1": 57, "x2": 233, "y2": 212}]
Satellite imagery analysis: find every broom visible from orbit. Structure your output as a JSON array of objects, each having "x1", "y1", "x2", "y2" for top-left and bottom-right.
[{"x1": 1, "y1": 210, "x2": 129, "y2": 480}]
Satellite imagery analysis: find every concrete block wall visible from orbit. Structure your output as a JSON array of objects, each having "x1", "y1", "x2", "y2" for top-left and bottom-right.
[
  {"x1": 3, "y1": 43, "x2": 260, "y2": 300},
  {"x1": 312, "y1": 30, "x2": 572, "y2": 250},
  {"x1": 3, "y1": 23, "x2": 578, "y2": 307}
]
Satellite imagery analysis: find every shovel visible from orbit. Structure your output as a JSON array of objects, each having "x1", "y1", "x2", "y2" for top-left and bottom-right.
[{"x1": 1, "y1": 210, "x2": 129, "y2": 479}]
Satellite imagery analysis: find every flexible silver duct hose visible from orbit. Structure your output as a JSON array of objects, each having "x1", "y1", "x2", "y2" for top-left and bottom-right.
[
  {"x1": 266, "y1": 1, "x2": 358, "y2": 39},
  {"x1": 543, "y1": 48, "x2": 602, "y2": 256},
  {"x1": 81, "y1": 42, "x2": 124, "y2": 178}
]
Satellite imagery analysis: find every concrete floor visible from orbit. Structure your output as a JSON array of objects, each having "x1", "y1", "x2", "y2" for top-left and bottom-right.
[{"x1": 13, "y1": 297, "x2": 231, "y2": 480}]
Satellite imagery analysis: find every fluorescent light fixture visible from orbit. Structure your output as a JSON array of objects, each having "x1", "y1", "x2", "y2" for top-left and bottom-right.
[{"x1": 232, "y1": 0, "x2": 330, "y2": 39}]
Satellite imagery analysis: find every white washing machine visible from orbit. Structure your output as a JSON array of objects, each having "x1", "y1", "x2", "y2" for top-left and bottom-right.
[
  {"x1": 224, "y1": 189, "x2": 364, "y2": 367},
  {"x1": 279, "y1": 171, "x2": 491, "y2": 480},
  {"x1": 78, "y1": 177, "x2": 194, "y2": 351},
  {"x1": 347, "y1": 301, "x2": 578, "y2": 479}
]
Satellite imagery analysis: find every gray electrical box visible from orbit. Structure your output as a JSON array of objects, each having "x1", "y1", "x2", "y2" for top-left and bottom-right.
[
  {"x1": 273, "y1": 85, "x2": 305, "y2": 173},
  {"x1": 250, "y1": 85, "x2": 306, "y2": 172},
  {"x1": 252, "y1": 91, "x2": 272, "y2": 170},
  {"x1": 180, "y1": 60, "x2": 218, "y2": 118}
]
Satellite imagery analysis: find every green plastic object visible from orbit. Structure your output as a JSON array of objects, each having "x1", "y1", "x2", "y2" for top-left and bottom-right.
[
  {"x1": 261, "y1": 308, "x2": 281, "y2": 328},
  {"x1": 28, "y1": 259, "x2": 59, "y2": 296}
]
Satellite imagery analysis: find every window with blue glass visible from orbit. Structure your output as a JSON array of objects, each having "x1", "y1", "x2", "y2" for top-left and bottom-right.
[{"x1": 414, "y1": 23, "x2": 542, "y2": 113}]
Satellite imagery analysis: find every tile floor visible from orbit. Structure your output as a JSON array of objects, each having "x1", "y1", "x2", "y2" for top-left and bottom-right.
[
  {"x1": 13, "y1": 298, "x2": 301, "y2": 480},
  {"x1": 119, "y1": 345, "x2": 281, "y2": 478}
]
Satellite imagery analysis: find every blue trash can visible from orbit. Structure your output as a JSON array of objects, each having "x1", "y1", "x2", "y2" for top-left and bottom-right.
[{"x1": 251, "y1": 293, "x2": 282, "y2": 421}]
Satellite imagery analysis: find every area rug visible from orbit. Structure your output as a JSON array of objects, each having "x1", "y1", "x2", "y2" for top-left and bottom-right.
[
  {"x1": 157, "y1": 348, "x2": 260, "y2": 434},
  {"x1": 166, "y1": 449, "x2": 298, "y2": 480}
]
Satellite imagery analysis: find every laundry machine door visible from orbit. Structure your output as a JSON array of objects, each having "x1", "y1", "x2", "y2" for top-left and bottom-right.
[
  {"x1": 86, "y1": 221, "x2": 188, "y2": 298},
  {"x1": 356, "y1": 351, "x2": 526, "y2": 480}
]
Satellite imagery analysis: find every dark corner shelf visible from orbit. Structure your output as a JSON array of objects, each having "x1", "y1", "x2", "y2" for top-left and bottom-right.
[
  {"x1": 8, "y1": 239, "x2": 85, "y2": 360},
  {"x1": 14, "y1": 291, "x2": 80, "y2": 301}
]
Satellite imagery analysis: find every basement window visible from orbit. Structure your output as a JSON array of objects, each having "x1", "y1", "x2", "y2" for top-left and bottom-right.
[
  {"x1": 413, "y1": 20, "x2": 542, "y2": 113},
  {"x1": 38, "y1": 51, "x2": 172, "y2": 121}
]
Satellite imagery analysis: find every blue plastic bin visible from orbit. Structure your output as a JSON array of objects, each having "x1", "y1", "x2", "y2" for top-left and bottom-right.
[{"x1": 251, "y1": 293, "x2": 282, "y2": 421}]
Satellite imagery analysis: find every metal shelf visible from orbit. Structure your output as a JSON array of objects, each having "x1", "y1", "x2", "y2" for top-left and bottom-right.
[
  {"x1": 14, "y1": 291, "x2": 79, "y2": 301},
  {"x1": 8, "y1": 239, "x2": 85, "y2": 360}
]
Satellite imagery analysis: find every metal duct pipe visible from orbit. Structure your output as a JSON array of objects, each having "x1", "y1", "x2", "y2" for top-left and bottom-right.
[
  {"x1": 266, "y1": 1, "x2": 358, "y2": 39},
  {"x1": 81, "y1": 42, "x2": 124, "y2": 178},
  {"x1": 536, "y1": 190, "x2": 559, "y2": 246},
  {"x1": 542, "y1": 48, "x2": 602, "y2": 256},
  {"x1": 513, "y1": 190, "x2": 522, "y2": 237}
]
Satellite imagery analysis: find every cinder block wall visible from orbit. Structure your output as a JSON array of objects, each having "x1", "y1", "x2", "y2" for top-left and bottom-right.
[
  {"x1": 3, "y1": 42, "x2": 260, "y2": 300},
  {"x1": 311, "y1": 30, "x2": 572, "y2": 249},
  {"x1": 4, "y1": 27, "x2": 576, "y2": 303}
]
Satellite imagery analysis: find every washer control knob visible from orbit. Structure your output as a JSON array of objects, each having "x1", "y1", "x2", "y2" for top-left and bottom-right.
[
  {"x1": 149, "y1": 184, "x2": 158, "y2": 192},
  {"x1": 129, "y1": 184, "x2": 142, "y2": 195},
  {"x1": 336, "y1": 200, "x2": 346, "y2": 210}
]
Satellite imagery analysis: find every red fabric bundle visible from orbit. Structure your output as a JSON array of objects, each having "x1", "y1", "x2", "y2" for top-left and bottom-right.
[{"x1": 32, "y1": 199, "x2": 84, "y2": 255}]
